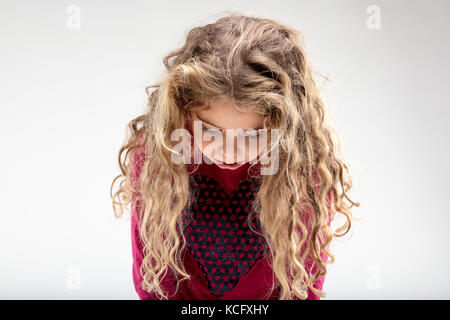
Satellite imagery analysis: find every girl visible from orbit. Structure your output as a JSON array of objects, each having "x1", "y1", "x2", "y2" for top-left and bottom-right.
[{"x1": 111, "y1": 13, "x2": 359, "y2": 300}]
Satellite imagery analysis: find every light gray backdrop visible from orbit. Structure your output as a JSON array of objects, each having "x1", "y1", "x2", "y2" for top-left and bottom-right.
[{"x1": 0, "y1": 0, "x2": 449, "y2": 299}]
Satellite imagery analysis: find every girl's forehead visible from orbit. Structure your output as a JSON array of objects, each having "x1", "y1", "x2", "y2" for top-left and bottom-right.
[{"x1": 191, "y1": 106, "x2": 265, "y2": 131}]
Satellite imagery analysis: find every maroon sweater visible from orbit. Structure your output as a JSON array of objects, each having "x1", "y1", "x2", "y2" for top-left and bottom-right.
[{"x1": 131, "y1": 148, "x2": 332, "y2": 300}]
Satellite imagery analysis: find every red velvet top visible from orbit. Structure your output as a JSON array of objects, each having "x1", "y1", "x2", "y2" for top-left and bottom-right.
[{"x1": 130, "y1": 146, "x2": 332, "y2": 300}]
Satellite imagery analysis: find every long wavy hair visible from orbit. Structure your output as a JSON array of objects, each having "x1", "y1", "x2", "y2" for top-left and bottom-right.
[{"x1": 110, "y1": 12, "x2": 359, "y2": 300}]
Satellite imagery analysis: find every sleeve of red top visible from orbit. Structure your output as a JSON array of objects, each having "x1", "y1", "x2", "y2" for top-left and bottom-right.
[{"x1": 130, "y1": 147, "x2": 183, "y2": 300}]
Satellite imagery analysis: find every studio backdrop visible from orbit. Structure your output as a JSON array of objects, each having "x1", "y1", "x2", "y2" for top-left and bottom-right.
[{"x1": 0, "y1": 0, "x2": 449, "y2": 299}]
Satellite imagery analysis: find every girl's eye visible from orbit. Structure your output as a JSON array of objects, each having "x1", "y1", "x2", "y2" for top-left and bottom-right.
[
  {"x1": 242, "y1": 129, "x2": 260, "y2": 139},
  {"x1": 202, "y1": 126, "x2": 222, "y2": 134},
  {"x1": 242, "y1": 133, "x2": 259, "y2": 139}
]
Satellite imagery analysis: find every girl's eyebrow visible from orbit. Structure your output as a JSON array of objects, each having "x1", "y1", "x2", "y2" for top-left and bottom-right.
[{"x1": 196, "y1": 114, "x2": 263, "y2": 130}]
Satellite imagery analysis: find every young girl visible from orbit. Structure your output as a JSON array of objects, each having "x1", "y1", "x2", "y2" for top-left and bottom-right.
[{"x1": 111, "y1": 13, "x2": 359, "y2": 300}]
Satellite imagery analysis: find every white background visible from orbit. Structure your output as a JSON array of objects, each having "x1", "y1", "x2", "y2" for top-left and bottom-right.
[{"x1": 0, "y1": 0, "x2": 449, "y2": 299}]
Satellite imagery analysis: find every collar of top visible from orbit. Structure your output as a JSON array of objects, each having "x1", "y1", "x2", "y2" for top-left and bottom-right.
[{"x1": 185, "y1": 158, "x2": 262, "y2": 195}]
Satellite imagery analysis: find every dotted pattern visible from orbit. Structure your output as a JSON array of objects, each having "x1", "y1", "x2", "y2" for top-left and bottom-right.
[{"x1": 182, "y1": 174, "x2": 269, "y2": 297}]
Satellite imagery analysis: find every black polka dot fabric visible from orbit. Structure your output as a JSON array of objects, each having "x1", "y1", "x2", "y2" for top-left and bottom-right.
[{"x1": 182, "y1": 173, "x2": 269, "y2": 297}]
